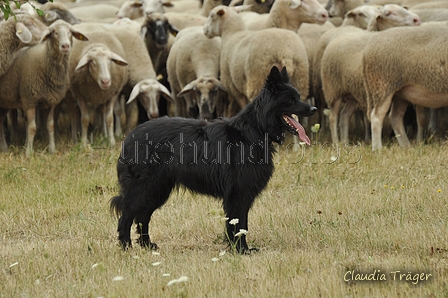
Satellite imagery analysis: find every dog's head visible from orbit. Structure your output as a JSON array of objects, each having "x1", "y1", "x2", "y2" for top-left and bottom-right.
[{"x1": 256, "y1": 66, "x2": 317, "y2": 144}]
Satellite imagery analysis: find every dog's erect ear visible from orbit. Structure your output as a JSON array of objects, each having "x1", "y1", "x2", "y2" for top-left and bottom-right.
[
  {"x1": 265, "y1": 66, "x2": 282, "y2": 91},
  {"x1": 280, "y1": 66, "x2": 290, "y2": 83}
]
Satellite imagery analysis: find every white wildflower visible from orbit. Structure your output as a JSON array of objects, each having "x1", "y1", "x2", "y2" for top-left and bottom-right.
[
  {"x1": 162, "y1": 273, "x2": 171, "y2": 277},
  {"x1": 229, "y1": 218, "x2": 239, "y2": 225},
  {"x1": 167, "y1": 276, "x2": 189, "y2": 287},
  {"x1": 311, "y1": 123, "x2": 320, "y2": 133},
  {"x1": 152, "y1": 262, "x2": 161, "y2": 266},
  {"x1": 151, "y1": 251, "x2": 160, "y2": 256},
  {"x1": 219, "y1": 251, "x2": 226, "y2": 257},
  {"x1": 234, "y1": 229, "x2": 248, "y2": 237},
  {"x1": 211, "y1": 257, "x2": 219, "y2": 262},
  {"x1": 112, "y1": 276, "x2": 124, "y2": 281}
]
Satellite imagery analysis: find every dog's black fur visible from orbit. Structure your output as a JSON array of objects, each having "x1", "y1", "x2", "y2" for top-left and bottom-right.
[{"x1": 110, "y1": 66, "x2": 316, "y2": 253}]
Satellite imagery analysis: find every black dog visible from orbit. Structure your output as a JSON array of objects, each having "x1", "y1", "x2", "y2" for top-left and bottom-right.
[{"x1": 110, "y1": 66, "x2": 317, "y2": 253}]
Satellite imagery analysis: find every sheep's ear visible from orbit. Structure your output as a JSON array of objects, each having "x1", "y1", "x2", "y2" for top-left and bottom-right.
[
  {"x1": 228, "y1": 0, "x2": 243, "y2": 7},
  {"x1": 177, "y1": 82, "x2": 196, "y2": 97},
  {"x1": 210, "y1": 78, "x2": 226, "y2": 91},
  {"x1": 162, "y1": 0, "x2": 174, "y2": 8},
  {"x1": 15, "y1": 22, "x2": 33, "y2": 44},
  {"x1": 127, "y1": 83, "x2": 142, "y2": 104},
  {"x1": 367, "y1": 14, "x2": 381, "y2": 31},
  {"x1": 71, "y1": 30, "x2": 89, "y2": 41},
  {"x1": 44, "y1": 10, "x2": 58, "y2": 22},
  {"x1": 217, "y1": 8, "x2": 226, "y2": 16},
  {"x1": 231, "y1": 5, "x2": 251, "y2": 13},
  {"x1": 288, "y1": 0, "x2": 301, "y2": 9},
  {"x1": 110, "y1": 53, "x2": 128, "y2": 66},
  {"x1": 159, "y1": 82, "x2": 174, "y2": 102},
  {"x1": 169, "y1": 24, "x2": 179, "y2": 37},
  {"x1": 41, "y1": 28, "x2": 52, "y2": 42},
  {"x1": 345, "y1": 10, "x2": 355, "y2": 19},
  {"x1": 402, "y1": 5, "x2": 409, "y2": 10},
  {"x1": 140, "y1": 26, "x2": 148, "y2": 39},
  {"x1": 75, "y1": 53, "x2": 90, "y2": 72},
  {"x1": 131, "y1": 2, "x2": 143, "y2": 7}
]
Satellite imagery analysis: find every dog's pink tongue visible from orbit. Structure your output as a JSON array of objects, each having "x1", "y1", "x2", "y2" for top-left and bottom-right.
[{"x1": 284, "y1": 115, "x2": 311, "y2": 146}]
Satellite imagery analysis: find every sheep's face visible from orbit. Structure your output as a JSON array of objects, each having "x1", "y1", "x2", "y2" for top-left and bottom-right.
[
  {"x1": 42, "y1": 20, "x2": 88, "y2": 55},
  {"x1": 75, "y1": 46, "x2": 128, "y2": 90},
  {"x1": 141, "y1": 13, "x2": 177, "y2": 49},
  {"x1": 378, "y1": 4, "x2": 421, "y2": 29},
  {"x1": 325, "y1": 0, "x2": 344, "y2": 18},
  {"x1": 142, "y1": 0, "x2": 173, "y2": 15},
  {"x1": 128, "y1": 79, "x2": 173, "y2": 120},
  {"x1": 178, "y1": 77, "x2": 225, "y2": 120},
  {"x1": 203, "y1": 6, "x2": 226, "y2": 38},
  {"x1": 342, "y1": 5, "x2": 380, "y2": 29},
  {"x1": 289, "y1": 0, "x2": 328, "y2": 25},
  {"x1": 116, "y1": 1, "x2": 143, "y2": 19}
]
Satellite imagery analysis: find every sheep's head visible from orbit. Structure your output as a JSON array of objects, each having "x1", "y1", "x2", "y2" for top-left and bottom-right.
[
  {"x1": 14, "y1": 13, "x2": 48, "y2": 45},
  {"x1": 177, "y1": 77, "x2": 226, "y2": 120},
  {"x1": 127, "y1": 79, "x2": 173, "y2": 119},
  {"x1": 75, "y1": 46, "x2": 128, "y2": 90},
  {"x1": 204, "y1": 5, "x2": 247, "y2": 38},
  {"x1": 283, "y1": 0, "x2": 328, "y2": 25},
  {"x1": 369, "y1": 4, "x2": 421, "y2": 31},
  {"x1": 342, "y1": 5, "x2": 381, "y2": 29},
  {"x1": 141, "y1": 12, "x2": 178, "y2": 48},
  {"x1": 142, "y1": 0, "x2": 173, "y2": 15},
  {"x1": 41, "y1": 20, "x2": 88, "y2": 54}
]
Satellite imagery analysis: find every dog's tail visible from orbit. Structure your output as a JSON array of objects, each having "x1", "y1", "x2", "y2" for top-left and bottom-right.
[{"x1": 110, "y1": 195, "x2": 124, "y2": 218}]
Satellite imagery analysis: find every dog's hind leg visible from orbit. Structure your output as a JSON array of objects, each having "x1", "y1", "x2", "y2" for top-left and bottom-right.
[{"x1": 135, "y1": 183, "x2": 174, "y2": 250}]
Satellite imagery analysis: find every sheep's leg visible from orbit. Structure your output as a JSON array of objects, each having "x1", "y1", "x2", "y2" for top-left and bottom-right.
[
  {"x1": 77, "y1": 99, "x2": 90, "y2": 147},
  {"x1": 46, "y1": 105, "x2": 56, "y2": 154},
  {"x1": 106, "y1": 95, "x2": 117, "y2": 148},
  {"x1": 428, "y1": 108, "x2": 438, "y2": 136},
  {"x1": 339, "y1": 98, "x2": 358, "y2": 144},
  {"x1": 25, "y1": 107, "x2": 37, "y2": 157},
  {"x1": 370, "y1": 94, "x2": 393, "y2": 151},
  {"x1": 114, "y1": 95, "x2": 124, "y2": 137},
  {"x1": 329, "y1": 98, "x2": 343, "y2": 143},
  {"x1": 415, "y1": 105, "x2": 427, "y2": 144},
  {"x1": 0, "y1": 109, "x2": 8, "y2": 152},
  {"x1": 389, "y1": 97, "x2": 411, "y2": 147},
  {"x1": 125, "y1": 101, "x2": 139, "y2": 134},
  {"x1": 64, "y1": 93, "x2": 79, "y2": 144},
  {"x1": 363, "y1": 113, "x2": 371, "y2": 144}
]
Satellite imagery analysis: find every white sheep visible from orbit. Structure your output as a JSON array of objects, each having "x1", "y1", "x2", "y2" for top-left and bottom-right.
[
  {"x1": 167, "y1": 26, "x2": 225, "y2": 120},
  {"x1": 203, "y1": 5, "x2": 309, "y2": 115},
  {"x1": 0, "y1": 20, "x2": 88, "y2": 155},
  {"x1": 74, "y1": 22, "x2": 173, "y2": 131},
  {"x1": 116, "y1": 0, "x2": 144, "y2": 19},
  {"x1": 363, "y1": 22, "x2": 448, "y2": 150},
  {"x1": 321, "y1": 5, "x2": 421, "y2": 144},
  {"x1": 325, "y1": 0, "x2": 365, "y2": 18},
  {"x1": 163, "y1": 12, "x2": 207, "y2": 30},
  {"x1": 0, "y1": 13, "x2": 48, "y2": 77},
  {"x1": 67, "y1": 30, "x2": 129, "y2": 147},
  {"x1": 240, "y1": 0, "x2": 329, "y2": 31}
]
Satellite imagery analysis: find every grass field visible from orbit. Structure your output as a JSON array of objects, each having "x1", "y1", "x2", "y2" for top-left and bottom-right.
[{"x1": 1, "y1": 134, "x2": 447, "y2": 297}]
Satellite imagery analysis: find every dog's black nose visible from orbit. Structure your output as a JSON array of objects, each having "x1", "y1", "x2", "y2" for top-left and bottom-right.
[{"x1": 310, "y1": 107, "x2": 317, "y2": 114}]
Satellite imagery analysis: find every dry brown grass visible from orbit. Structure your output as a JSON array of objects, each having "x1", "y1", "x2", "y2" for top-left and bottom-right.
[{"x1": 0, "y1": 136, "x2": 447, "y2": 297}]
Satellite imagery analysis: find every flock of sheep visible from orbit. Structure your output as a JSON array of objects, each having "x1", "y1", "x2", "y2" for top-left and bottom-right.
[{"x1": 0, "y1": 0, "x2": 448, "y2": 156}]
